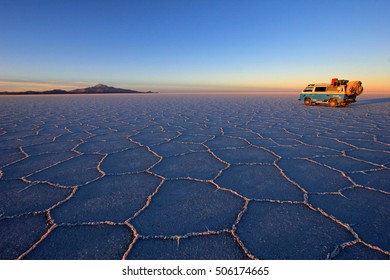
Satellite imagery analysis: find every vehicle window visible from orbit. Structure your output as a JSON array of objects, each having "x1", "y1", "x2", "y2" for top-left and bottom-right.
[
  {"x1": 314, "y1": 87, "x2": 326, "y2": 92},
  {"x1": 303, "y1": 87, "x2": 313, "y2": 92}
]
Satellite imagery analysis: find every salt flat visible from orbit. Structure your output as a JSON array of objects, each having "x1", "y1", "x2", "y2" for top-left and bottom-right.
[{"x1": 0, "y1": 93, "x2": 389, "y2": 260}]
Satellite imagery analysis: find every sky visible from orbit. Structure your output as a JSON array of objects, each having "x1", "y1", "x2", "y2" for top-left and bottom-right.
[{"x1": 1, "y1": 0, "x2": 390, "y2": 92}]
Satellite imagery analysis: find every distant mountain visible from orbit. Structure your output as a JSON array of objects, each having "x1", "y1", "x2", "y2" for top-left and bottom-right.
[
  {"x1": 0, "y1": 84, "x2": 157, "y2": 95},
  {"x1": 70, "y1": 83, "x2": 143, "y2": 93}
]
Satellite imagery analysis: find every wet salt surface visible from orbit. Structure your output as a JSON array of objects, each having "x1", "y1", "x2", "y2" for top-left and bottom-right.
[{"x1": 0, "y1": 93, "x2": 389, "y2": 260}]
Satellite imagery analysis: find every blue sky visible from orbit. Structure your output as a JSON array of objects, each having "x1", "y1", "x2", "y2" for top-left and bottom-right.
[{"x1": 1, "y1": 0, "x2": 389, "y2": 92}]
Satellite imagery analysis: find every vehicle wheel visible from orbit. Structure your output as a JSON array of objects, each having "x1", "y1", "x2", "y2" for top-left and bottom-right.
[
  {"x1": 329, "y1": 98, "x2": 338, "y2": 108},
  {"x1": 304, "y1": 98, "x2": 312, "y2": 106},
  {"x1": 340, "y1": 101, "x2": 348, "y2": 107}
]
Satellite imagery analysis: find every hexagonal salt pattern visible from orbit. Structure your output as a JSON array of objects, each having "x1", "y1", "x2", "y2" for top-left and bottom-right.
[{"x1": 0, "y1": 94, "x2": 389, "y2": 259}]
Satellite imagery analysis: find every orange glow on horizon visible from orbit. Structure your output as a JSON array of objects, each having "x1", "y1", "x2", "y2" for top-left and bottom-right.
[
  {"x1": 0, "y1": 79, "x2": 389, "y2": 94},
  {"x1": 0, "y1": 80, "x2": 94, "y2": 92}
]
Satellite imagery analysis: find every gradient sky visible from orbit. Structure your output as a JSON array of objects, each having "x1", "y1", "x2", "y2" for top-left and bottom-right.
[{"x1": 1, "y1": 0, "x2": 389, "y2": 92}]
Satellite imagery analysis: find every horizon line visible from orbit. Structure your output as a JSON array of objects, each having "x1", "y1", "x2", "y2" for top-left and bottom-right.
[{"x1": 1, "y1": 80, "x2": 389, "y2": 94}]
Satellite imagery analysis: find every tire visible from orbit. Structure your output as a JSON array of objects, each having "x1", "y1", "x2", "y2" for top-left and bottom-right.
[
  {"x1": 304, "y1": 98, "x2": 312, "y2": 106},
  {"x1": 329, "y1": 98, "x2": 338, "y2": 108}
]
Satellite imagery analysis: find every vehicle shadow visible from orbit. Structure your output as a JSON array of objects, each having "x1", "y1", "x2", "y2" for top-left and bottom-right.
[{"x1": 353, "y1": 97, "x2": 390, "y2": 106}]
